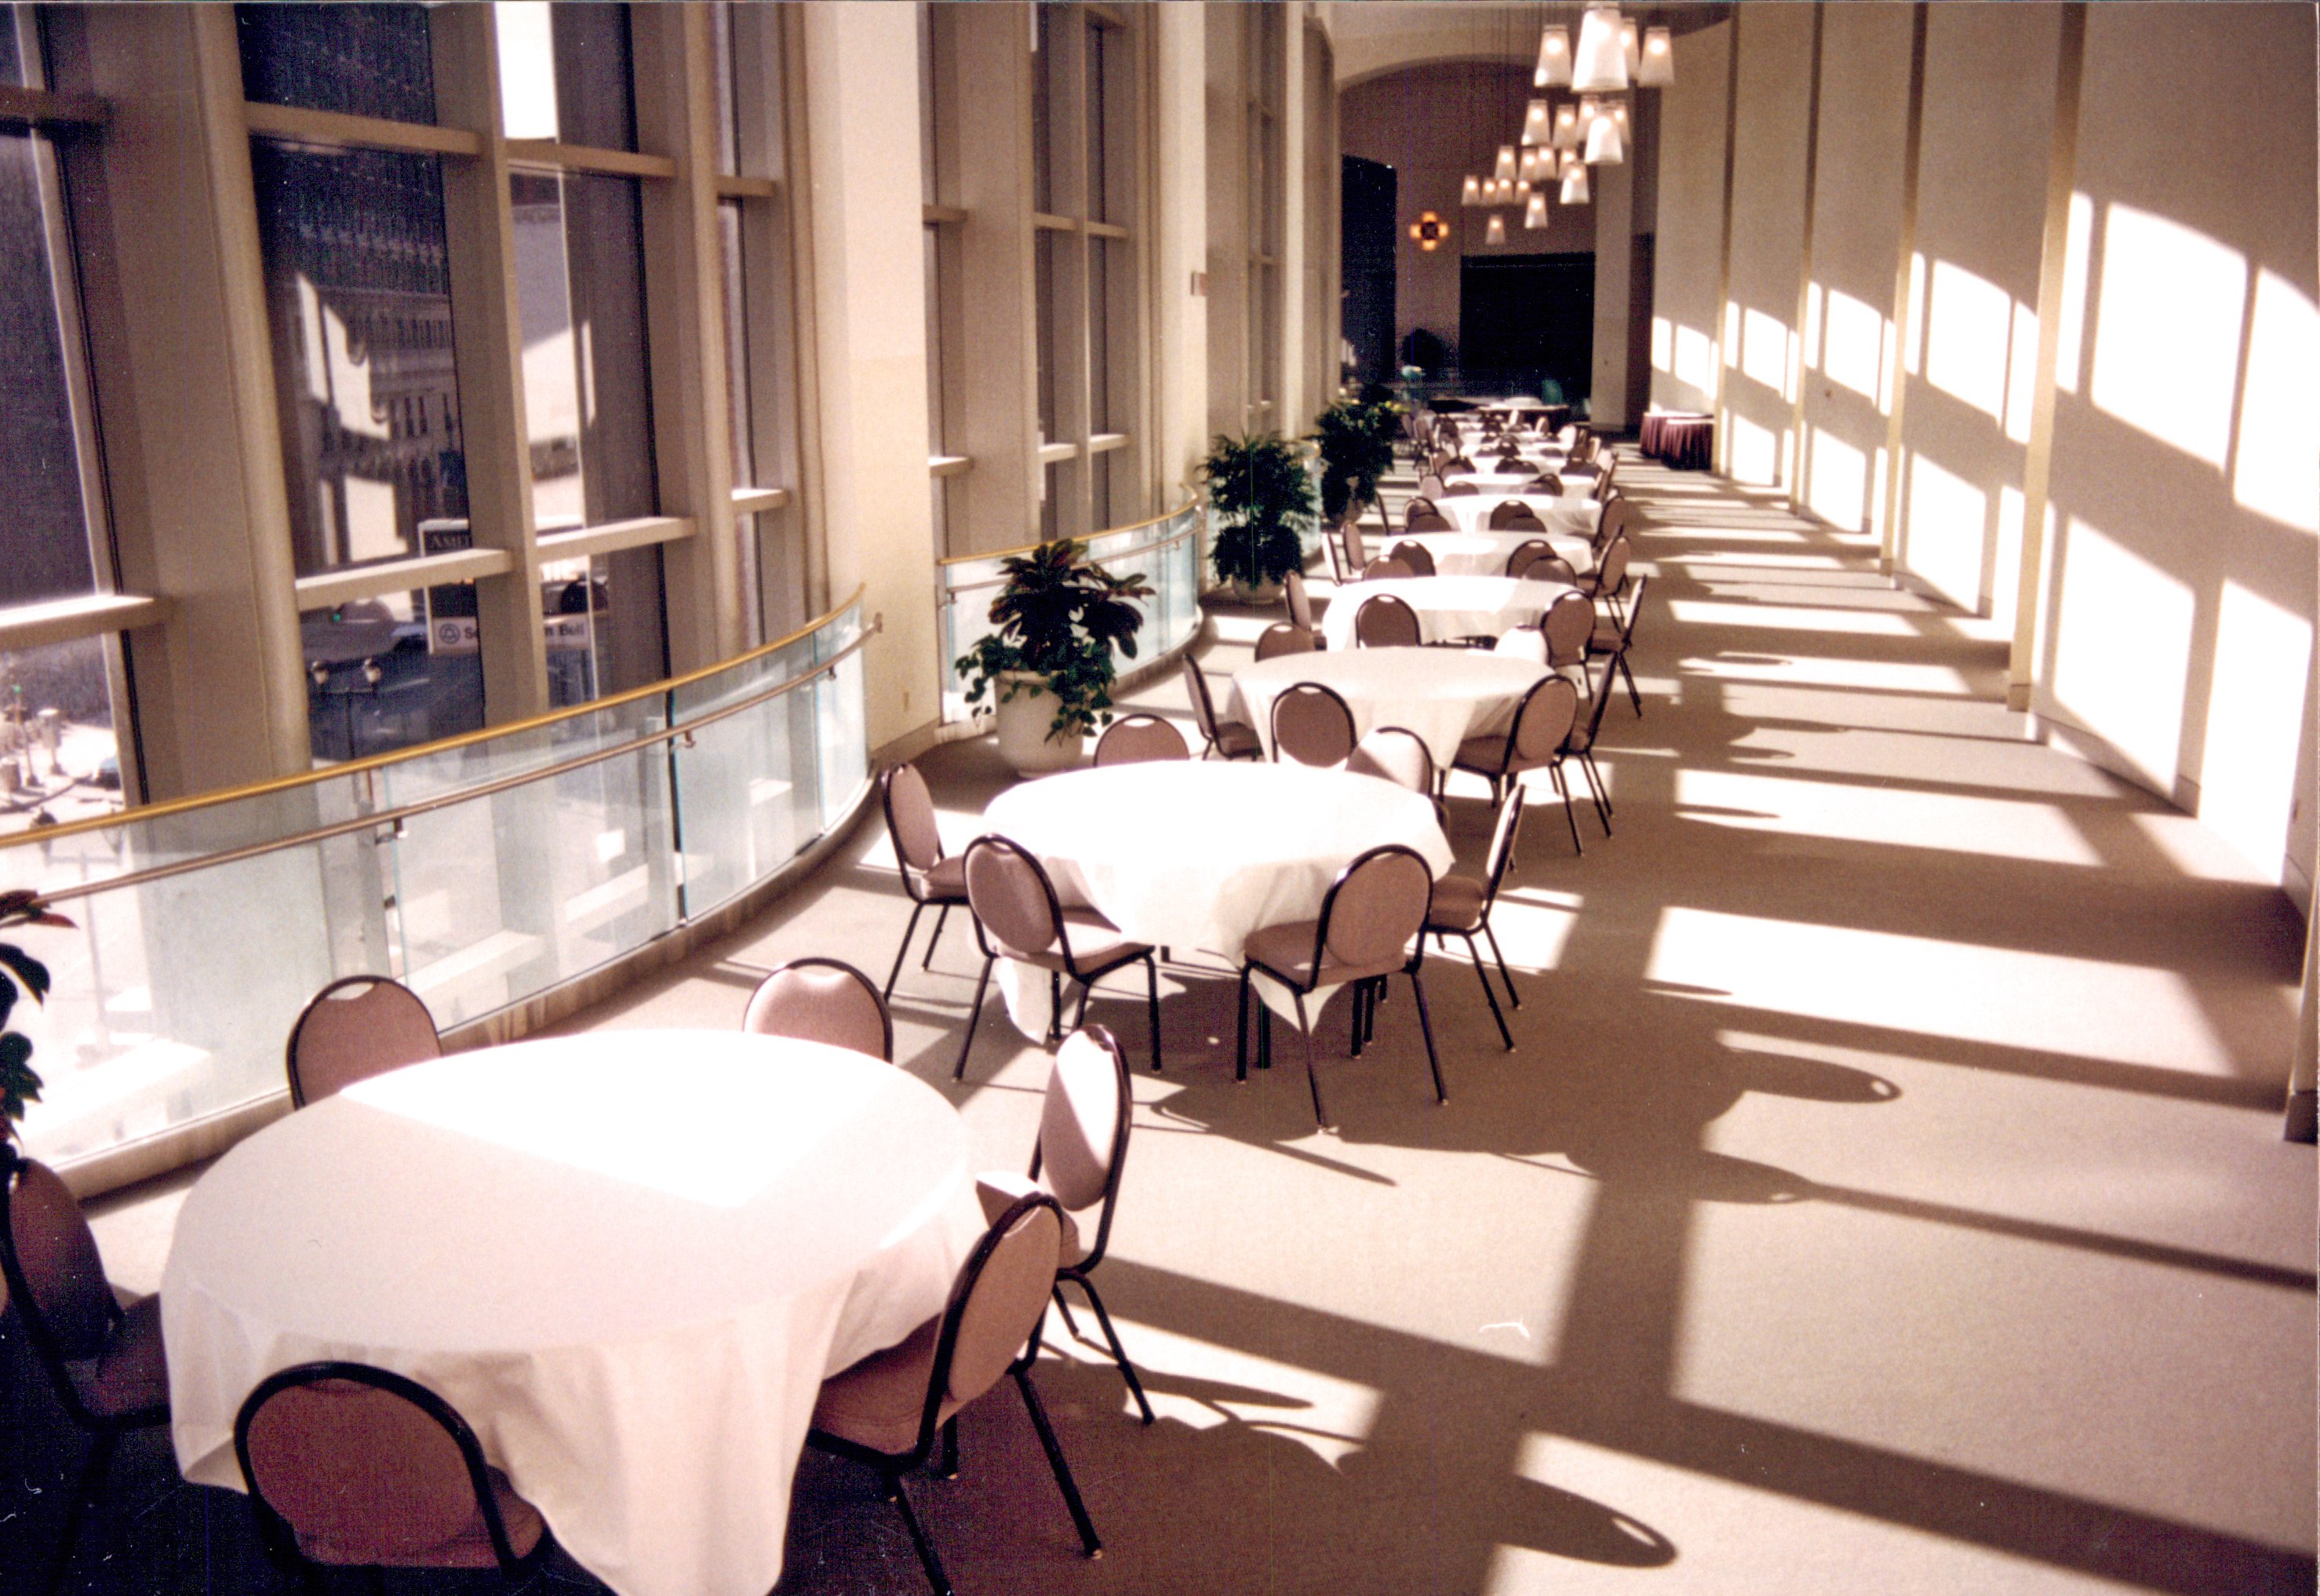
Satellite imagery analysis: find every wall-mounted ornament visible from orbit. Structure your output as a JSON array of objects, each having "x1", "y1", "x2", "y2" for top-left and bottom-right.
[{"x1": 1408, "y1": 210, "x2": 1451, "y2": 252}]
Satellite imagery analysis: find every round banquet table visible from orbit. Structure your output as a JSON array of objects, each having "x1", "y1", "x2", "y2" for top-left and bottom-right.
[
  {"x1": 980, "y1": 761, "x2": 1453, "y2": 995},
  {"x1": 162, "y1": 1034, "x2": 980, "y2": 1596},
  {"x1": 1429, "y1": 492, "x2": 1602, "y2": 545},
  {"x1": 1442, "y1": 468, "x2": 1546, "y2": 494},
  {"x1": 1227, "y1": 645, "x2": 1552, "y2": 766},
  {"x1": 1320, "y1": 574, "x2": 1579, "y2": 651},
  {"x1": 1389, "y1": 529, "x2": 1594, "y2": 579}
]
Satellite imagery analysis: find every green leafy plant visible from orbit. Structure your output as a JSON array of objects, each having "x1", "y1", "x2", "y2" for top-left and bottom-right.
[
  {"x1": 1200, "y1": 432, "x2": 1316, "y2": 590},
  {"x1": 1311, "y1": 395, "x2": 1401, "y2": 526},
  {"x1": 1, "y1": 889, "x2": 71, "y2": 1142},
  {"x1": 955, "y1": 539, "x2": 1154, "y2": 740}
]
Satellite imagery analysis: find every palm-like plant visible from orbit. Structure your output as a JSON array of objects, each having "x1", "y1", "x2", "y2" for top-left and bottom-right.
[
  {"x1": 1, "y1": 889, "x2": 70, "y2": 1142},
  {"x1": 956, "y1": 539, "x2": 1154, "y2": 739},
  {"x1": 1201, "y1": 432, "x2": 1316, "y2": 590},
  {"x1": 1312, "y1": 396, "x2": 1401, "y2": 527}
]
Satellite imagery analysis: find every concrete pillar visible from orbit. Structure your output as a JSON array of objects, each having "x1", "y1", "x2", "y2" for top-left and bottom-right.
[{"x1": 1592, "y1": 157, "x2": 1635, "y2": 432}]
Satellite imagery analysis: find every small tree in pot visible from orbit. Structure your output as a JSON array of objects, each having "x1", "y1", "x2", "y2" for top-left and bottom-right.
[
  {"x1": 1201, "y1": 432, "x2": 1316, "y2": 599},
  {"x1": 1312, "y1": 395, "x2": 1401, "y2": 531},
  {"x1": 1, "y1": 889, "x2": 71, "y2": 1145},
  {"x1": 956, "y1": 539, "x2": 1153, "y2": 773}
]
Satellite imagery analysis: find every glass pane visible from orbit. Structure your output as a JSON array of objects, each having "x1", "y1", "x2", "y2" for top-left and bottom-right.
[
  {"x1": 511, "y1": 169, "x2": 658, "y2": 534},
  {"x1": 0, "y1": 637, "x2": 121, "y2": 836},
  {"x1": 0, "y1": 131, "x2": 97, "y2": 607},
  {"x1": 720, "y1": 199, "x2": 756, "y2": 487},
  {"x1": 1034, "y1": 229, "x2": 1056, "y2": 439},
  {"x1": 712, "y1": 2, "x2": 738, "y2": 177},
  {"x1": 1091, "y1": 450, "x2": 1112, "y2": 534},
  {"x1": 667, "y1": 626, "x2": 820, "y2": 917},
  {"x1": 918, "y1": 3, "x2": 938, "y2": 205},
  {"x1": 251, "y1": 138, "x2": 467, "y2": 577},
  {"x1": 1088, "y1": 235, "x2": 1111, "y2": 433},
  {"x1": 538, "y1": 546, "x2": 669, "y2": 707},
  {"x1": 1085, "y1": 20, "x2": 1106, "y2": 224},
  {"x1": 923, "y1": 224, "x2": 945, "y2": 455},
  {"x1": 301, "y1": 583, "x2": 485, "y2": 763},
  {"x1": 1040, "y1": 461, "x2": 1060, "y2": 543},
  {"x1": 495, "y1": 2, "x2": 636, "y2": 151},
  {"x1": 0, "y1": 15, "x2": 20, "y2": 83},
  {"x1": 1029, "y1": 5, "x2": 1051, "y2": 214},
  {"x1": 236, "y1": 3, "x2": 437, "y2": 125}
]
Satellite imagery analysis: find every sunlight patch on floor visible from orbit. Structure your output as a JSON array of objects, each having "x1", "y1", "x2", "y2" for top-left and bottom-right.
[
  {"x1": 1673, "y1": 768, "x2": 2105, "y2": 865},
  {"x1": 1669, "y1": 600, "x2": 1921, "y2": 637},
  {"x1": 1679, "y1": 655, "x2": 1978, "y2": 697},
  {"x1": 1091, "y1": 1316, "x2": 1382, "y2": 1468}
]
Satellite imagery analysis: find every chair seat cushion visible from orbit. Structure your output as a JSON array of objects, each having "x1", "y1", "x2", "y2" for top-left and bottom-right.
[
  {"x1": 1452, "y1": 734, "x2": 1513, "y2": 776},
  {"x1": 1215, "y1": 720, "x2": 1263, "y2": 760},
  {"x1": 1424, "y1": 873, "x2": 1488, "y2": 933},
  {"x1": 1588, "y1": 624, "x2": 1621, "y2": 654},
  {"x1": 73, "y1": 1293, "x2": 171, "y2": 1423},
  {"x1": 1244, "y1": 920, "x2": 1408, "y2": 992},
  {"x1": 811, "y1": 1315, "x2": 958, "y2": 1458},
  {"x1": 296, "y1": 1467, "x2": 545, "y2": 1569},
  {"x1": 977, "y1": 1171, "x2": 1087, "y2": 1267},
  {"x1": 920, "y1": 854, "x2": 968, "y2": 898},
  {"x1": 1002, "y1": 910, "x2": 1151, "y2": 976}
]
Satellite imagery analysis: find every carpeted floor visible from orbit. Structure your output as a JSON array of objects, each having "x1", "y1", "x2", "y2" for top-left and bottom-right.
[{"x1": 10, "y1": 450, "x2": 2312, "y2": 1596}]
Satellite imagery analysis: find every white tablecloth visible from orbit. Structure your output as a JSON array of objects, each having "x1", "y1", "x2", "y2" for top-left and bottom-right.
[
  {"x1": 162, "y1": 1036, "x2": 979, "y2": 1596},
  {"x1": 1320, "y1": 575, "x2": 1579, "y2": 650},
  {"x1": 1391, "y1": 529, "x2": 1595, "y2": 578},
  {"x1": 981, "y1": 761, "x2": 1452, "y2": 981},
  {"x1": 1226, "y1": 646, "x2": 1550, "y2": 765},
  {"x1": 1442, "y1": 468, "x2": 1544, "y2": 494},
  {"x1": 1434, "y1": 491, "x2": 1602, "y2": 543}
]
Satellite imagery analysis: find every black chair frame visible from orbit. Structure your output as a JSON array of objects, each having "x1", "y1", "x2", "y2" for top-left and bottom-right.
[
  {"x1": 755, "y1": 955, "x2": 895, "y2": 1062},
  {"x1": 880, "y1": 766, "x2": 973, "y2": 1001},
  {"x1": 1462, "y1": 676, "x2": 1589, "y2": 857},
  {"x1": 1430, "y1": 796, "x2": 1524, "y2": 1047},
  {"x1": 1182, "y1": 661, "x2": 1262, "y2": 761},
  {"x1": 1268, "y1": 681, "x2": 1357, "y2": 767}
]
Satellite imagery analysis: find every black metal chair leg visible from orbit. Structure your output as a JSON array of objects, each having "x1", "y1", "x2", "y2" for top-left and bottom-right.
[
  {"x1": 1258, "y1": 1000, "x2": 1273, "y2": 1069},
  {"x1": 954, "y1": 956, "x2": 995, "y2": 1080},
  {"x1": 922, "y1": 903, "x2": 953, "y2": 969},
  {"x1": 1586, "y1": 751, "x2": 1614, "y2": 819},
  {"x1": 1349, "y1": 978, "x2": 1367, "y2": 1058},
  {"x1": 1012, "y1": 1369, "x2": 1102, "y2": 1558},
  {"x1": 1074, "y1": 978, "x2": 1094, "y2": 1029},
  {"x1": 1620, "y1": 650, "x2": 1642, "y2": 714},
  {"x1": 1579, "y1": 752, "x2": 1613, "y2": 831},
  {"x1": 1465, "y1": 934, "x2": 1513, "y2": 1049},
  {"x1": 1048, "y1": 971, "x2": 1065, "y2": 1043},
  {"x1": 1235, "y1": 967, "x2": 1252, "y2": 1081},
  {"x1": 885, "y1": 900, "x2": 927, "y2": 1000},
  {"x1": 1410, "y1": 970, "x2": 1448, "y2": 1103},
  {"x1": 1293, "y1": 989, "x2": 1331, "y2": 1130},
  {"x1": 44, "y1": 1432, "x2": 118, "y2": 1596},
  {"x1": 1483, "y1": 922, "x2": 1520, "y2": 1008},
  {"x1": 1144, "y1": 955, "x2": 1164, "y2": 1072},
  {"x1": 1051, "y1": 1281, "x2": 1084, "y2": 1342},
  {"x1": 886, "y1": 1472, "x2": 956, "y2": 1596},
  {"x1": 1071, "y1": 1275, "x2": 1156, "y2": 1425},
  {"x1": 937, "y1": 1416, "x2": 961, "y2": 1479},
  {"x1": 1551, "y1": 763, "x2": 1583, "y2": 854}
]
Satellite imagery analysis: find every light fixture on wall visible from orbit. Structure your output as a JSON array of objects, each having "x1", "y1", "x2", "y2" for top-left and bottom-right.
[
  {"x1": 1534, "y1": 25, "x2": 1571, "y2": 89},
  {"x1": 1521, "y1": 97, "x2": 1553, "y2": 147},
  {"x1": 1485, "y1": 213, "x2": 1508, "y2": 246},
  {"x1": 1552, "y1": 103, "x2": 1582, "y2": 151},
  {"x1": 1524, "y1": 191, "x2": 1550, "y2": 230},
  {"x1": 1494, "y1": 143, "x2": 1518, "y2": 183},
  {"x1": 1561, "y1": 162, "x2": 1591, "y2": 204},
  {"x1": 1637, "y1": 27, "x2": 1675, "y2": 86},
  {"x1": 1461, "y1": 174, "x2": 1484, "y2": 206},
  {"x1": 1408, "y1": 210, "x2": 1451, "y2": 252},
  {"x1": 1572, "y1": 6, "x2": 1630, "y2": 93}
]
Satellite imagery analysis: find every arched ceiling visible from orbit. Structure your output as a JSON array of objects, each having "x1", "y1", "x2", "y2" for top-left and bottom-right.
[{"x1": 1323, "y1": 2, "x2": 1732, "y2": 91}]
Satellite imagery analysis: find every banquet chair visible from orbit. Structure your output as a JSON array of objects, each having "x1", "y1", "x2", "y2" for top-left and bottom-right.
[
  {"x1": 1423, "y1": 791, "x2": 1524, "y2": 1049},
  {"x1": 1526, "y1": 472, "x2": 1564, "y2": 494},
  {"x1": 1405, "y1": 508, "x2": 1453, "y2": 533},
  {"x1": 1555, "y1": 424, "x2": 1579, "y2": 449},
  {"x1": 1414, "y1": 472, "x2": 1448, "y2": 502},
  {"x1": 1359, "y1": 556, "x2": 1414, "y2": 583},
  {"x1": 1347, "y1": 726, "x2": 1444, "y2": 826},
  {"x1": 974, "y1": 1025, "x2": 1153, "y2": 1425},
  {"x1": 1442, "y1": 455, "x2": 1476, "y2": 474},
  {"x1": 1563, "y1": 648, "x2": 1623, "y2": 831},
  {"x1": 1583, "y1": 537, "x2": 1633, "y2": 625},
  {"x1": 1452, "y1": 674, "x2": 1587, "y2": 855},
  {"x1": 1440, "y1": 480, "x2": 1480, "y2": 497},
  {"x1": 806, "y1": 1191, "x2": 1100, "y2": 1596},
  {"x1": 1337, "y1": 518, "x2": 1368, "y2": 579},
  {"x1": 1353, "y1": 592, "x2": 1423, "y2": 648},
  {"x1": 1270, "y1": 682, "x2": 1357, "y2": 767},
  {"x1": 1182, "y1": 655, "x2": 1262, "y2": 761},
  {"x1": 1401, "y1": 497, "x2": 1440, "y2": 529},
  {"x1": 1094, "y1": 712, "x2": 1193, "y2": 765},
  {"x1": 956, "y1": 835, "x2": 1163, "y2": 1078},
  {"x1": 1236, "y1": 844, "x2": 1444, "y2": 1131},
  {"x1": 1383, "y1": 539, "x2": 1437, "y2": 577},
  {"x1": 1254, "y1": 621, "x2": 1319, "y2": 662},
  {"x1": 1593, "y1": 494, "x2": 1632, "y2": 553},
  {"x1": 1502, "y1": 540, "x2": 1555, "y2": 580},
  {"x1": 0, "y1": 1145, "x2": 172, "y2": 1596},
  {"x1": 1320, "y1": 521, "x2": 1349, "y2": 584},
  {"x1": 744, "y1": 956, "x2": 894, "y2": 1062},
  {"x1": 1488, "y1": 501, "x2": 1545, "y2": 532},
  {"x1": 284, "y1": 975, "x2": 441, "y2": 1107},
  {"x1": 1284, "y1": 568, "x2": 1321, "y2": 638},
  {"x1": 880, "y1": 763, "x2": 974, "y2": 1000},
  {"x1": 1542, "y1": 589, "x2": 1597, "y2": 679},
  {"x1": 1588, "y1": 571, "x2": 1649, "y2": 718},
  {"x1": 235, "y1": 1361, "x2": 558, "y2": 1589}
]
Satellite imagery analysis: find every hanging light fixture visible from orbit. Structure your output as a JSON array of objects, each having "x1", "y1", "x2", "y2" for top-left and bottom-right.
[
  {"x1": 1485, "y1": 213, "x2": 1508, "y2": 246},
  {"x1": 1524, "y1": 191, "x2": 1550, "y2": 230},
  {"x1": 1621, "y1": 18, "x2": 1641, "y2": 77},
  {"x1": 1461, "y1": 174, "x2": 1484, "y2": 207},
  {"x1": 1519, "y1": 146, "x2": 1551, "y2": 183},
  {"x1": 1534, "y1": 25, "x2": 1572, "y2": 89},
  {"x1": 1572, "y1": 5, "x2": 1630, "y2": 93},
  {"x1": 1497, "y1": 177, "x2": 1521, "y2": 206},
  {"x1": 1637, "y1": 26, "x2": 1675, "y2": 86},
  {"x1": 1494, "y1": 143, "x2": 1519, "y2": 183},
  {"x1": 1585, "y1": 108, "x2": 1626, "y2": 165},
  {"x1": 1521, "y1": 97, "x2": 1553, "y2": 147},
  {"x1": 1561, "y1": 162, "x2": 1591, "y2": 204},
  {"x1": 1560, "y1": 149, "x2": 1582, "y2": 177},
  {"x1": 1552, "y1": 103, "x2": 1582, "y2": 151}
]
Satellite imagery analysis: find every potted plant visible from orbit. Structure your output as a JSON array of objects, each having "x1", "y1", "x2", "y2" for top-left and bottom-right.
[
  {"x1": 956, "y1": 539, "x2": 1153, "y2": 774},
  {"x1": 1201, "y1": 432, "x2": 1316, "y2": 601},
  {"x1": 1311, "y1": 395, "x2": 1401, "y2": 530},
  {"x1": 1, "y1": 889, "x2": 70, "y2": 1145}
]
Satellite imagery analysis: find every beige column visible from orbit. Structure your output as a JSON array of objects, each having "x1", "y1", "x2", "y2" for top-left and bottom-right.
[
  {"x1": 1204, "y1": 7, "x2": 1250, "y2": 440},
  {"x1": 1875, "y1": 5, "x2": 1931, "y2": 578},
  {"x1": 1592, "y1": 157, "x2": 1635, "y2": 432},
  {"x1": 797, "y1": 1, "x2": 940, "y2": 751},
  {"x1": 1277, "y1": 14, "x2": 1308, "y2": 434},
  {"x1": 1709, "y1": 9, "x2": 1741, "y2": 473}
]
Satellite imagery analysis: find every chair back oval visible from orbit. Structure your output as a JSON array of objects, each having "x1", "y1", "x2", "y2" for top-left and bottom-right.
[
  {"x1": 1488, "y1": 501, "x2": 1545, "y2": 532},
  {"x1": 1, "y1": 1153, "x2": 115, "y2": 1359},
  {"x1": 1318, "y1": 846, "x2": 1433, "y2": 969},
  {"x1": 1543, "y1": 590, "x2": 1595, "y2": 667},
  {"x1": 1443, "y1": 455, "x2": 1475, "y2": 474},
  {"x1": 1359, "y1": 557, "x2": 1413, "y2": 583},
  {"x1": 236, "y1": 1363, "x2": 528, "y2": 1570},
  {"x1": 1337, "y1": 519, "x2": 1367, "y2": 578},
  {"x1": 1180, "y1": 655, "x2": 1225, "y2": 742},
  {"x1": 1590, "y1": 537, "x2": 1633, "y2": 599},
  {"x1": 286, "y1": 977, "x2": 442, "y2": 1108},
  {"x1": 964, "y1": 836, "x2": 1064, "y2": 958},
  {"x1": 1414, "y1": 473, "x2": 1447, "y2": 502},
  {"x1": 1493, "y1": 625, "x2": 1548, "y2": 665},
  {"x1": 1440, "y1": 481, "x2": 1480, "y2": 497},
  {"x1": 743, "y1": 957, "x2": 893, "y2": 1061},
  {"x1": 1252, "y1": 622, "x2": 1318, "y2": 663},
  {"x1": 1527, "y1": 472, "x2": 1564, "y2": 494},
  {"x1": 881, "y1": 763, "x2": 945, "y2": 874},
  {"x1": 1402, "y1": 497, "x2": 1438, "y2": 527},
  {"x1": 1502, "y1": 538, "x2": 1552, "y2": 578},
  {"x1": 1383, "y1": 540, "x2": 1437, "y2": 577},
  {"x1": 1270, "y1": 683, "x2": 1357, "y2": 767},
  {"x1": 1512, "y1": 675, "x2": 1582, "y2": 763},
  {"x1": 1555, "y1": 424, "x2": 1578, "y2": 448},
  {"x1": 1595, "y1": 496, "x2": 1631, "y2": 550},
  {"x1": 1353, "y1": 592, "x2": 1423, "y2": 648},
  {"x1": 941, "y1": 1194, "x2": 1064, "y2": 1408},
  {"x1": 1592, "y1": 458, "x2": 1620, "y2": 500},
  {"x1": 1531, "y1": 553, "x2": 1580, "y2": 585},
  {"x1": 1040, "y1": 1026, "x2": 1127, "y2": 1215},
  {"x1": 1094, "y1": 713, "x2": 1192, "y2": 764},
  {"x1": 1346, "y1": 726, "x2": 1435, "y2": 797},
  {"x1": 1284, "y1": 569, "x2": 1317, "y2": 631},
  {"x1": 1405, "y1": 509, "x2": 1452, "y2": 533}
]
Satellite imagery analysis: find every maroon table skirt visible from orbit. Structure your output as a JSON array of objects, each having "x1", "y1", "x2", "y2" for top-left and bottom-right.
[{"x1": 1641, "y1": 412, "x2": 1714, "y2": 470}]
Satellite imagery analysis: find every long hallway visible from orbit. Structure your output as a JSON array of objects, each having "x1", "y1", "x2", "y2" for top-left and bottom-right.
[{"x1": 46, "y1": 454, "x2": 2315, "y2": 1595}]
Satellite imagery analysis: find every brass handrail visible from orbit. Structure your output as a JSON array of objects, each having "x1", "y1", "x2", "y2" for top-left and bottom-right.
[
  {"x1": 22, "y1": 625, "x2": 877, "y2": 906},
  {"x1": 934, "y1": 500, "x2": 1199, "y2": 569},
  {"x1": 0, "y1": 586, "x2": 869, "y2": 854}
]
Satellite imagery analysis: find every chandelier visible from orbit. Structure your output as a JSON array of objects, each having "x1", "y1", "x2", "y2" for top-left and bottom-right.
[{"x1": 1461, "y1": 4, "x2": 1674, "y2": 228}]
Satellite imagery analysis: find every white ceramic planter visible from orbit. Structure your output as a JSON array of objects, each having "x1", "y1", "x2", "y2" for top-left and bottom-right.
[{"x1": 994, "y1": 672, "x2": 1085, "y2": 773}]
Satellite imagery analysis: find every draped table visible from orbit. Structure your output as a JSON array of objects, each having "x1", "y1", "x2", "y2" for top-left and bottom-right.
[
  {"x1": 1389, "y1": 529, "x2": 1595, "y2": 578},
  {"x1": 1429, "y1": 491, "x2": 1603, "y2": 545},
  {"x1": 1640, "y1": 410, "x2": 1714, "y2": 469},
  {"x1": 1441, "y1": 468, "x2": 1547, "y2": 494},
  {"x1": 1227, "y1": 645, "x2": 1552, "y2": 766},
  {"x1": 162, "y1": 1035, "x2": 979, "y2": 1596},
  {"x1": 1322, "y1": 574, "x2": 1581, "y2": 650}
]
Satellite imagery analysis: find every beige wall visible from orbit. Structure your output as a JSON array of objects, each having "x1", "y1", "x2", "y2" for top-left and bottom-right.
[{"x1": 1649, "y1": 2, "x2": 2320, "y2": 909}]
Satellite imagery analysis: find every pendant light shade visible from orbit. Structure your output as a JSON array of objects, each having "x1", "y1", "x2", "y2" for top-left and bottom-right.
[
  {"x1": 1534, "y1": 26, "x2": 1572, "y2": 89},
  {"x1": 1585, "y1": 111, "x2": 1626, "y2": 166},
  {"x1": 1461, "y1": 174, "x2": 1484, "y2": 207},
  {"x1": 1560, "y1": 149, "x2": 1582, "y2": 177},
  {"x1": 1519, "y1": 146, "x2": 1551, "y2": 183},
  {"x1": 1637, "y1": 26, "x2": 1675, "y2": 87},
  {"x1": 1495, "y1": 177, "x2": 1521, "y2": 206},
  {"x1": 1521, "y1": 97, "x2": 1553, "y2": 147},
  {"x1": 1561, "y1": 163, "x2": 1591, "y2": 205},
  {"x1": 1551, "y1": 103, "x2": 1582, "y2": 151},
  {"x1": 1494, "y1": 144, "x2": 1518, "y2": 183},
  {"x1": 1484, "y1": 213, "x2": 1508, "y2": 246},
  {"x1": 1572, "y1": 6, "x2": 1630, "y2": 93},
  {"x1": 1621, "y1": 18, "x2": 1641, "y2": 76},
  {"x1": 1524, "y1": 192, "x2": 1550, "y2": 230}
]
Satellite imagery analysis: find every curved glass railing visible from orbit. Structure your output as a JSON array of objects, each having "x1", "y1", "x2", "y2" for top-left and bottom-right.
[
  {"x1": 1, "y1": 594, "x2": 869, "y2": 1175},
  {"x1": 937, "y1": 501, "x2": 1204, "y2": 722}
]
